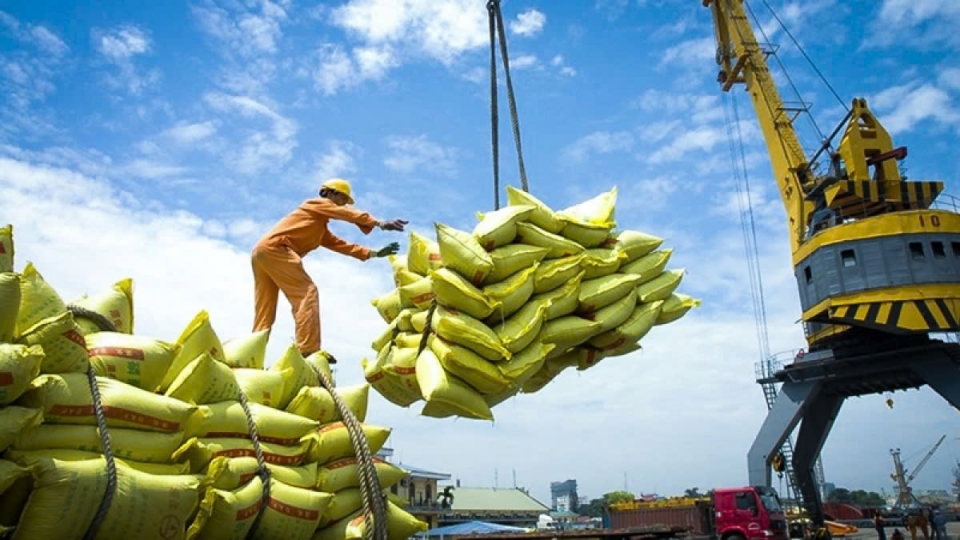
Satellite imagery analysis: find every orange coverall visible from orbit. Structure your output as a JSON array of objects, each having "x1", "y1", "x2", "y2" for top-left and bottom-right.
[{"x1": 252, "y1": 197, "x2": 379, "y2": 355}]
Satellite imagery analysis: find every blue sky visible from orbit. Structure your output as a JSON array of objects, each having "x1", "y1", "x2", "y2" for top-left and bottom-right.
[{"x1": 3, "y1": 0, "x2": 960, "y2": 506}]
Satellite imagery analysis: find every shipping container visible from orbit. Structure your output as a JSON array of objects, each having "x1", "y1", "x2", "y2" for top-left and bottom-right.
[{"x1": 609, "y1": 503, "x2": 714, "y2": 536}]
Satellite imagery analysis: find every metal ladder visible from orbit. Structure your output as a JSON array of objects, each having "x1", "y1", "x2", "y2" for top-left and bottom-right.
[{"x1": 756, "y1": 356, "x2": 825, "y2": 516}]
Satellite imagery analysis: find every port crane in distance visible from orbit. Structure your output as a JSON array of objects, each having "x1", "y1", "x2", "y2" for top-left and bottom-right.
[{"x1": 702, "y1": 0, "x2": 960, "y2": 534}]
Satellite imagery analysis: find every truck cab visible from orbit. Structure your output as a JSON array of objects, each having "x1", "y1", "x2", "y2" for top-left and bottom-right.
[{"x1": 712, "y1": 487, "x2": 789, "y2": 540}]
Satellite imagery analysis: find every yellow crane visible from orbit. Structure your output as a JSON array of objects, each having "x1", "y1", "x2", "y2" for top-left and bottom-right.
[{"x1": 702, "y1": 0, "x2": 960, "y2": 535}]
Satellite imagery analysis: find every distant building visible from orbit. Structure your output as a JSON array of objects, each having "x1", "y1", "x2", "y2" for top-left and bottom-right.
[
  {"x1": 438, "y1": 487, "x2": 551, "y2": 528},
  {"x1": 551, "y1": 480, "x2": 579, "y2": 513},
  {"x1": 393, "y1": 462, "x2": 452, "y2": 529}
]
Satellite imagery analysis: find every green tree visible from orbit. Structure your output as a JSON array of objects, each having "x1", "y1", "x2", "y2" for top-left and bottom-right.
[
  {"x1": 685, "y1": 488, "x2": 704, "y2": 498},
  {"x1": 827, "y1": 487, "x2": 885, "y2": 506},
  {"x1": 577, "y1": 491, "x2": 636, "y2": 518}
]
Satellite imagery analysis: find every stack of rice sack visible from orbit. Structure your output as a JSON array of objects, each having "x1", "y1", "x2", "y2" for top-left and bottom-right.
[
  {"x1": 365, "y1": 187, "x2": 700, "y2": 421},
  {"x1": 0, "y1": 224, "x2": 426, "y2": 540}
]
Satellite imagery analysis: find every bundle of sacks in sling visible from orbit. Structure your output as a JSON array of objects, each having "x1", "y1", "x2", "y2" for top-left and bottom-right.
[
  {"x1": 367, "y1": 186, "x2": 700, "y2": 421},
  {"x1": 0, "y1": 224, "x2": 426, "y2": 540}
]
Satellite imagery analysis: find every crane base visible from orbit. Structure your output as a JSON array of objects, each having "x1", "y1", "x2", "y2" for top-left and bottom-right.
[{"x1": 747, "y1": 338, "x2": 960, "y2": 526}]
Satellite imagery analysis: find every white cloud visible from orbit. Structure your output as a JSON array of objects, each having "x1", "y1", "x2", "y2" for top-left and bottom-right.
[
  {"x1": 91, "y1": 25, "x2": 160, "y2": 95},
  {"x1": 329, "y1": 0, "x2": 488, "y2": 66},
  {"x1": 633, "y1": 89, "x2": 723, "y2": 123},
  {"x1": 660, "y1": 37, "x2": 713, "y2": 68},
  {"x1": 594, "y1": 0, "x2": 630, "y2": 21},
  {"x1": 550, "y1": 54, "x2": 576, "y2": 77},
  {"x1": 203, "y1": 92, "x2": 298, "y2": 175},
  {"x1": 871, "y1": 82, "x2": 960, "y2": 134},
  {"x1": 561, "y1": 131, "x2": 635, "y2": 163},
  {"x1": 162, "y1": 121, "x2": 218, "y2": 145},
  {"x1": 0, "y1": 10, "x2": 68, "y2": 57},
  {"x1": 937, "y1": 67, "x2": 960, "y2": 91},
  {"x1": 510, "y1": 9, "x2": 546, "y2": 37},
  {"x1": 314, "y1": 140, "x2": 361, "y2": 185},
  {"x1": 383, "y1": 135, "x2": 459, "y2": 176},
  {"x1": 308, "y1": 43, "x2": 399, "y2": 96},
  {"x1": 866, "y1": 0, "x2": 960, "y2": 49},
  {"x1": 511, "y1": 54, "x2": 538, "y2": 70},
  {"x1": 125, "y1": 159, "x2": 190, "y2": 179},
  {"x1": 192, "y1": 0, "x2": 289, "y2": 57}
]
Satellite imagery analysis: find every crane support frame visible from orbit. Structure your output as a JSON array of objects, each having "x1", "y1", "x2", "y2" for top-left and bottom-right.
[{"x1": 748, "y1": 340, "x2": 960, "y2": 526}]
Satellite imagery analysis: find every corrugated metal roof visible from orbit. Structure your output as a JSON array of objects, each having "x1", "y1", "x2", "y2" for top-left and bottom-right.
[
  {"x1": 424, "y1": 521, "x2": 527, "y2": 536},
  {"x1": 397, "y1": 463, "x2": 452, "y2": 480},
  {"x1": 449, "y1": 488, "x2": 550, "y2": 512}
]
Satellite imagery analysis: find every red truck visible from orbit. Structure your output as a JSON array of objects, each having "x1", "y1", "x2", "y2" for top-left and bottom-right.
[{"x1": 607, "y1": 487, "x2": 790, "y2": 540}]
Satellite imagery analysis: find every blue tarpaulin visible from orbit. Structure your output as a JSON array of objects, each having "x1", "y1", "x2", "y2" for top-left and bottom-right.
[{"x1": 421, "y1": 521, "x2": 528, "y2": 538}]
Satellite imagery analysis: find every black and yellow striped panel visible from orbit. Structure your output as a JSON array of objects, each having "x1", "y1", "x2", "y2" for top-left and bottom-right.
[
  {"x1": 829, "y1": 298, "x2": 960, "y2": 333},
  {"x1": 823, "y1": 180, "x2": 943, "y2": 213}
]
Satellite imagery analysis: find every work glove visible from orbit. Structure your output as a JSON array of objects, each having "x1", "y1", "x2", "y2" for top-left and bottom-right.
[
  {"x1": 379, "y1": 219, "x2": 408, "y2": 232},
  {"x1": 374, "y1": 242, "x2": 400, "y2": 258}
]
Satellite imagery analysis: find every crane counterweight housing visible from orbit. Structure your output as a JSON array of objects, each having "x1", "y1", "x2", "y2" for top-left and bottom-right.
[{"x1": 704, "y1": 0, "x2": 960, "y2": 349}]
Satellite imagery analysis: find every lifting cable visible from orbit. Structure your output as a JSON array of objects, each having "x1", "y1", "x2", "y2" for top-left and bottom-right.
[{"x1": 487, "y1": 0, "x2": 529, "y2": 210}]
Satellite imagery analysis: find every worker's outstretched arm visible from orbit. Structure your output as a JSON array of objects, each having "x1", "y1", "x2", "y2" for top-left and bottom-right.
[
  {"x1": 321, "y1": 231, "x2": 373, "y2": 261},
  {"x1": 304, "y1": 199, "x2": 406, "y2": 235}
]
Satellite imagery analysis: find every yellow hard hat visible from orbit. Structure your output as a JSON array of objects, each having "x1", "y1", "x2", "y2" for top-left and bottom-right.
[{"x1": 321, "y1": 178, "x2": 354, "y2": 204}]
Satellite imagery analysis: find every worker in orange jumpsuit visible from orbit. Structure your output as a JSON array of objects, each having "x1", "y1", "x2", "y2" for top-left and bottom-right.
[{"x1": 251, "y1": 178, "x2": 407, "y2": 359}]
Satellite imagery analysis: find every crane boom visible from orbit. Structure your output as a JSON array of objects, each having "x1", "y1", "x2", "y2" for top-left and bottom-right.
[{"x1": 705, "y1": 0, "x2": 812, "y2": 254}]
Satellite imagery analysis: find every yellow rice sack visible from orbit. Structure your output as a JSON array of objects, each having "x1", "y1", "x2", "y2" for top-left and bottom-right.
[
  {"x1": 539, "y1": 316, "x2": 603, "y2": 352},
  {"x1": 579, "y1": 273, "x2": 643, "y2": 313},
  {"x1": 206, "y1": 456, "x2": 318, "y2": 490},
  {"x1": 87, "y1": 331, "x2": 181, "y2": 392},
  {"x1": 411, "y1": 310, "x2": 429, "y2": 333},
  {"x1": 285, "y1": 383, "x2": 368, "y2": 424},
  {"x1": 371, "y1": 289, "x2": 402, "y2": 323},
  {"x1": 320, "y1": 487, "x2": 367, "y2": 526},
  {"x1": 534, "y1": 254, "x2": 586, "y2": 293},
  {"x1": 6, "y1": 448, "x2": 191, "y2": 475},
  {"x1": 531, "y1": 271, "x2": 583, "y2": 320},
  {"x1": 13, "y1": 423, "x2": 189, "y2": 463},
  {"x1": 558, "y1": 221, "x2": 611, "y2": 248},
  {"x1": 388, "y1": 255, "x2": 421, "y2": 287},
  {"x1": 520, "y1": 354, "x2": 580, "y2": 393},
  {"x1": 222, "y1": 329, "x2": 269, "y2": 369},
  {"x1": 20, "y1": 372, "x2": 198, "y2": 433},
  {"x1": 432, "y1": 267, "x2": 499, "y2": 319},
  {"x1": 497, "y1": 341, "x2": 555, "y2": 386},
  {"x1": 557, "y1": 186, "x2": 618, "y2": 227},
  {"x1": 371, "y1": 319, "x2": 399, "y2": 352},
  {"x1": 506, "y1": 186, "x2": 564, "y2": 233},
  {"x1": 362, "y1": 345, "x2": 420, "y2": 408},
  {"x1": 431, "y1": 306, "x2": 511, "y2": 361},
  {"x1": 189, "y1": 476, "x2": 332, "y2": 540},
  {"x1": 494, "y1": 299, "x2": 550, "y2": 353},
  {"x1": 182, "y1": 437, "x2": 312, "y2": 472},
  {"x1": 582, "y1": 247, "x2": 626, "y2": 279},
  {"x1": 420, "y1": 400, "x2": 459, "y2": 419},
  {"x1": 436, "y1": 223, "x2": 494, "y2": 285},
  {"x1": 165, "y1": 353, "x2": 243, "y2": 404},
  {"x1": 582, "y1": 288, "x2": 637, "y2": 333},
  {"x1": 473, "y1": 204, "x2": 535, "y2": 250},
  {"x1": 15, "y1": 311, "x2": 89, "y2": 373},
  {"x1": 515, "y1": 222, "x2": 584, "y2": 259},
  {"x1": 306, "y1": 422, "x2": 391, "y2": 465},
  {"x1": 342, "y1": 501, "x2": 428, "y2": 540},
  {"x1": 0, "y1": 406, "x2": 42, "y2": 452},
  {"x1": 0, "y1": 458, "x2": 32, "y2": 498},
  {"x1": 657, "y1": 293, "x2": 701, "y2": 325},
  {"x1": 429, "y1": 335, "x2": 511, "y2": 394},
  {"x1": 398, "y1": 274, "x2": 435, "y2": 309},
  {"x1": 0, "y1": 272, "x2": 20, "y2": 342},
  {"x1": 0, "y1": 224, "x2": 12, "y2": 272},
  {"x1": 305, "y1": 350, "x2": 334, "y2": 384},
  {"x1": 589, "y1": 300, "x2": 664, "y2": 350},
  {"x1": 71, "y1": 278, "x2": 135, "y2": 335},
  {"x1": 383, "y1": 346, "x2": 420, "y2": 400},
  {"x1": 416, "y1": 348, "x2": 494, "y2": 420},
  {"x1": 184, "y1": 400, "x2": 319, "y2": 445},
  {"x1": 607, "y1": 230, "x2": 664, "y2": 262},
  {"x1": 316, "y1": 457, "x2": 408, "y2": 493},
  {"x1": 393, "y1": 331, "x2": 422, "y2": 349},
  {"x1": 395, "y1": 308, "x2": 418, "y2": 332},
  {"x1": 272, "y1": 344, "x2": 328, "y2": 409},
  {"x1": 621, "y1": 248, "x2": 672, "y2": 284},
  {"x1": 8, "y1": 454, "x2": 201, "y2": 540},
  {"x1": 637, "y1": 268, "x2": 685, "y2": 303},
  {"x1": 484, "y1": 244, "x2": 550, "y2": 284},
  {"x1": 484, "y1": 264, "x2": 538, "y2": 320},
  {"x1": 484, "y1": 386, "x2": 520, "y2": 407},
  {"x1": 15, "y1": 262, "x2": 66, "y2": 337},
  {"x1": 235, "y1": 367, "x2": 289, "y2": 408},
  {"x1": 160, "y1": 310, "x2": 226, "y2": 392},
  {"x1": 407, "y1": 231, "x2": 443, "y2": 276},
  {"x1": 0, "y1": 343, "x2": 43, "y2": 404}
]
